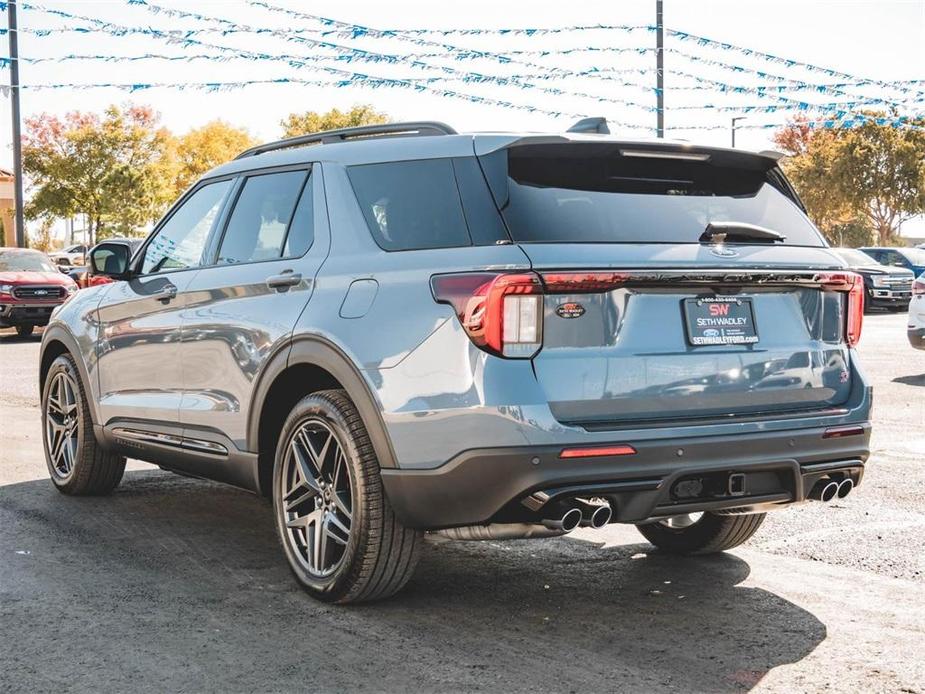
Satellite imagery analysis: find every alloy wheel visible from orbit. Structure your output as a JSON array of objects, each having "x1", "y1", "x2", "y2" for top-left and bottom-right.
[
  {"x1": 659, "y1": 512, "x2": 704, "y2": 530},
  {"x1": 45, "y1": 371, "x2": 80, "y2": 478},
  {"x1": 280, "y1": 418, "x2": 353, "y2": 578}
]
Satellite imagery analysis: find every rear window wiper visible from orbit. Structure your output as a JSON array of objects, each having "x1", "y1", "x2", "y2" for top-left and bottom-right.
[{"x1": 700, "y1": 221, "x2": 786, "y2": 244}]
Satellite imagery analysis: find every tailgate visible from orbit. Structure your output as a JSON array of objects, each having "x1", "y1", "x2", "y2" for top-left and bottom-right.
[{"x1": 524, "y1": 244, "x2": 857, "y2": 426}]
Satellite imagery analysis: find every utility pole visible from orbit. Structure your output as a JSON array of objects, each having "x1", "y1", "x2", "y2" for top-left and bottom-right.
[
  {"x1": 7, "y1": 0, "x2": 25, "y2": 247},
  {"x1": 655, "y1": 0, "x2": 664, "y2": 138},
  {"x1": 731, "y1": 116, "x2": 747, "y2": 147}
]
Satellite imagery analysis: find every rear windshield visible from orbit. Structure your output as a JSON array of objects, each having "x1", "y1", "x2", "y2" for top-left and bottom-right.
[{"x1": 478, "y1": 143, "x2": 825, "y2": 247}]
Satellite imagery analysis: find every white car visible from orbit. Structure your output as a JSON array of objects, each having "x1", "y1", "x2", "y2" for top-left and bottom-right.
[
  {"x1": 909, "y1": 273, "x2": 925, "y2": 349},
  {"x1": 48, "y1": 244, "x2": 87, "y2": 267}
]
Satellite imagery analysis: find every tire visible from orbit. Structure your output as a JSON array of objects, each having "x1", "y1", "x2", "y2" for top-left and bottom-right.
[
  {"x1": 42, "y1": 354, "x2": 126, "y2": 495},
  {"x1": 15, "y1": 325, "x2": 34, "y2": 338},
  {"x1": 273, "y1": 389, "x2": 422, "y2": 604},
  {"x1": 635, "y1": 511, "x2": 765, "y2": 555}
]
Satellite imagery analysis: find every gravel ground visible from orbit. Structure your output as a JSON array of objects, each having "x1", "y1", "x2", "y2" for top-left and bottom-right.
[{"x1": 1, "y1": 314, "x2": 923, "y2": 693}]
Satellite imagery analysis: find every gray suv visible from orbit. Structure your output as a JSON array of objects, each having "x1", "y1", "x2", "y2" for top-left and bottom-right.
[{"x1": 39, "y1": 121, "x2": 872, "y2": 603}]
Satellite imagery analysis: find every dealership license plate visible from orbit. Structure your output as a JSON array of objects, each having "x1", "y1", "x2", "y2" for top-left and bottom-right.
[{"x1": 684, "y1": 297, "x2": 758, "y2": 345}]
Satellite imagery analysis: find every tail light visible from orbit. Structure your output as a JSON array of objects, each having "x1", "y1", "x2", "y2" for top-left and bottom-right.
[
  {"x1": 817, "y1": 272, "x2": 864, "y2": 347},
  {"x1": 431, "y1": 272, "x2": 543, "y2": 357},
  {"x1": 432, "y1": 271, "x2": 632, "y2": 358},
  {"x1": 913, "y1": 277, "x2": 925, "y2": 296}
]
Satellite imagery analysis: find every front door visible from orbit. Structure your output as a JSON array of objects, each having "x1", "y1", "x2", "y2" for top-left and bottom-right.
[
  {"x1": 178, "y1": 166, "x2": 329, "y2": 449},
  {"x1": 96, "y1": 178, "x2": 234, "y2": 427}
]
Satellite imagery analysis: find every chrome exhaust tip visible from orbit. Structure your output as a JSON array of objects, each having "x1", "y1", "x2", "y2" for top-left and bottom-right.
[
  {"x1": 820, "y1": 481, "x2": 840, "y2": 502},
  {"x1": 542, "y1": 506, "x2": 583, "y2": 533},
  {"x1": 589, "y1": 504, "x2": 612, "y2": 529},
  {"x1": 574, "y1": 498, "x2": 613, "y2": 529},
  {"x1": 837, "y1": 478, "x2": 854, "y2": 499},
  {"x1": 809, "y1": 479, "x2": 840, "y2": 502}
]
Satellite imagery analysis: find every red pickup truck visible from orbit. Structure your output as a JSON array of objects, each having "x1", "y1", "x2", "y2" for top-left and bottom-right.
[{"x1": 0, "y1": 247, "x2": 78, "y2": 337}]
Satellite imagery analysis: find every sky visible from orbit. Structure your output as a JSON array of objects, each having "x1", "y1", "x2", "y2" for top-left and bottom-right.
[{"x1": 1, "y1": 0, "x2": 924, "y2": 237}]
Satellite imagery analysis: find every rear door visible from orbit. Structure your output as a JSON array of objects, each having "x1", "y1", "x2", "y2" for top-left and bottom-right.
[
  {"x1": 96, "y1": 178, "x2": 233, "y2": 426},
  {"x1": 177, "y1": 165, "x2": 329, "y2": 449},
  {"x1": 477, "y1": 142, "x2": 858, "y2": 426}
]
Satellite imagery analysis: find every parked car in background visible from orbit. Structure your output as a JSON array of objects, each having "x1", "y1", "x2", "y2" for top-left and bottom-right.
[
  {"x1": 860, "y1": 246, "x2": 925, "y2": 278},
  {"x1": 48, "y1": 243, "x2": 87, "y2": 268},
  {"x1": 909, "y1": 273, "x2": 925, "y2": 350},
  {"x1": 0, "y1": 247, "x2": 77, "y2": 337},
  {"x1": 39, "y1": 121, "x2": 872, "y2": 604},
  {"x1": 66, "y1": 238, "x2": 144, "y2": 289},
  {"x1": 833, "y1": 247, "x2": 914, "y2": 312}
]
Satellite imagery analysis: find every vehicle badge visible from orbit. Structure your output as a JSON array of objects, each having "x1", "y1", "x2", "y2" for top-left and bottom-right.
[
  {"x1": 710, "y1": 245, "x2": 739, "y2": 258},
  {"x1": 555, "y1": 302, "x2": 586, "y2": 319}
]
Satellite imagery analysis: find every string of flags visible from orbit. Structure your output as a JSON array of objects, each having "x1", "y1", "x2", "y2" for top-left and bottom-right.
[{"x1": 0, "y1": 0, "x2": 920, "y2": 132}]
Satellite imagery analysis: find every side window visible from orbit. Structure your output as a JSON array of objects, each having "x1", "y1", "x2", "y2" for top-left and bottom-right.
[
  {"x1": 283, "y1": 170, "x2": 315, "y2": 258},
  {"x1": 882, "y1": 251, "x2": 906, "y2": 268},
  {"x1": 217, "y1": 170, "x2": 307, "y2": 265},
  {"x1": 141, "y1": 180, "x2": 232, "y2": 274},
  {"x1": 347, "y1": 159, "x2": 472, "y2": 251}
]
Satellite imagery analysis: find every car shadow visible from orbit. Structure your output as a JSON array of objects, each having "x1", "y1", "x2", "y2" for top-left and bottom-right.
[
  {"x1": 893, "y1": 373, "x2": 925, "y2": 387},
  {"x1": 0, "y1": 470, "x2": 826, "y2": 693},
  {"x1": 0, "y1": 328, "x2": 43, "y2": 342}
]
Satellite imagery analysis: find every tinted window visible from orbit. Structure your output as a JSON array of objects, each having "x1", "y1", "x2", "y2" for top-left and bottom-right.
[
  {"x1": 218, "y1": 170, "x2": 307, "y2": 265},
  {"x1": 348, "y1": 159, "x2": 472, "y2": 251},
  {"x1": 284, "y1": 171, "x2": 314, "y2": 258},
  {"x1": 142, "y1": 180, "x2": 232, "y2": 274},
  {"x1": 452, "y1": 158, "x2": 509, "y2": 245},
  {"x1": 879, "y1": 250, "x2": 908, "y2": 268},
  {"x1": 479, "y1": 144, "x2": 825, "y2": 247}
]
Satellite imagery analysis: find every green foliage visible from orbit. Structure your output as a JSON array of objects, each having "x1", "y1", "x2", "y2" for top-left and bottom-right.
[
  {"x1": 775, "y1": 113, "x2": 925, "y2": 245},
  {"x1": 23, "y1": 105, "x2": 175, "y2": 244},
  {"x1": 827, "y1": 218, "x2": 876, "y2": 248},
  {"x1": 280, "y1": 104, "x2": 390, "y2": 138},
  {"x1": 173, "y1": 120, "x2": 258, "y2": 194}
]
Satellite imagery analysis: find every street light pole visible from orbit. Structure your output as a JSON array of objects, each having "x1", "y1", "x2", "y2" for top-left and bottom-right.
[
  {"x1": 7, "y1": 0, "x2": 25, "y2": 247},
  {"x1": 655, "y1": 0, "x2": 664, "y2": 138},
  {"x1": 731, "y1": 116, "x2": 747, "y2": 148}
]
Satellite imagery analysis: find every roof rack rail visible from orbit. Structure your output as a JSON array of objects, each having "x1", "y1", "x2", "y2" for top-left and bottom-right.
[{"x1": 235, "y1": 121, "x2": 457, "y2": 159}]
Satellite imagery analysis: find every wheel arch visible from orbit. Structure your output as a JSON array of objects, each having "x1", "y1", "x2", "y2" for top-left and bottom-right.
[
  {"x1": 39, "y1": 325, "x2": 100, "y2": 426},
  {"x1": 249, "y1": 335, "x2": 398, "y2": 497}
]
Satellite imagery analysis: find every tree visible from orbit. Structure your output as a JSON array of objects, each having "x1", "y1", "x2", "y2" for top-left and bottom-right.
[
  {"x1": 775, "y1": 113, "x2": 925, "y2": 246},
  {"x1": 173, "y1": 120, "x2": 257, "y2": 195},
  {"x1": 27, "y1": 218, "x2": 56, "y2": 253},
  {"x1": 280, "y1": 104, "x2": 390, "y2": 138},
  {"x1": 23, "y1": 105, "x2": 175, "y2": 245},
  {"x1": 835, "y1": 115, "x2": 925, "y2": 245}
]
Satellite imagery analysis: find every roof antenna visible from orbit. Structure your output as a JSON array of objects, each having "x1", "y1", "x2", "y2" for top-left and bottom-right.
[{"x1": 566, "y1": 117, "x2": 610, "y2": 134}]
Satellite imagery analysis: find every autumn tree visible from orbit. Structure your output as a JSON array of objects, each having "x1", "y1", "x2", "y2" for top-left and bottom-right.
[
  {"x1": 173, "y1": 120, "x2": 257, "y2": 195},
  {"x1": 775, "y1": 113, "x2": 925, "y2": 245},
  {"x1": 23, "y1": 105, "x2": 175, "y2": 244},
  {"x1": 280, "y1": 104, "x2": 390, "y2": 138},
  {"x1": 836, "y1": 116, "x2": 925, "y2": 244}
]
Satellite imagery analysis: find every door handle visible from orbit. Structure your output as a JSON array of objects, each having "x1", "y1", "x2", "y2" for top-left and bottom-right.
[
  {"x1": 156, "y1": 284, "x2": 178, "y2": 304},
  {"x1": 266, "y1": 270, "x2": 302, "y2": 291}
]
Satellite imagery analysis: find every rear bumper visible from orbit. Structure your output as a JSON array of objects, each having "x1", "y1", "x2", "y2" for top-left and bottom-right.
[
  {"x1": 0, "y1": 303, "x2": 60, "y2": 326},
  {"x1": 381, "y1": 424, "x2": 870, "y2": 529}
]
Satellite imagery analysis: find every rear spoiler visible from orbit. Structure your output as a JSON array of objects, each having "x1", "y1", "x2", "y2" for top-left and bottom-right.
[{"x1": 473, "y1": 134, "x2": 784, "y2": 171}]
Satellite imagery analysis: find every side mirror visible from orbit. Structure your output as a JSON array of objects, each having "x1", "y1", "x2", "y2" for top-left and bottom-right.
[{"x1": 89, "y1": 241, "x2": 133, "y2": 280}]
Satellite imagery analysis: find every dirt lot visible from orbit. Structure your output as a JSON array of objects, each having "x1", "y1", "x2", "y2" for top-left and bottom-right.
[{"x1": 1, "y1": 314, "x2": 923, "y2": 693}]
